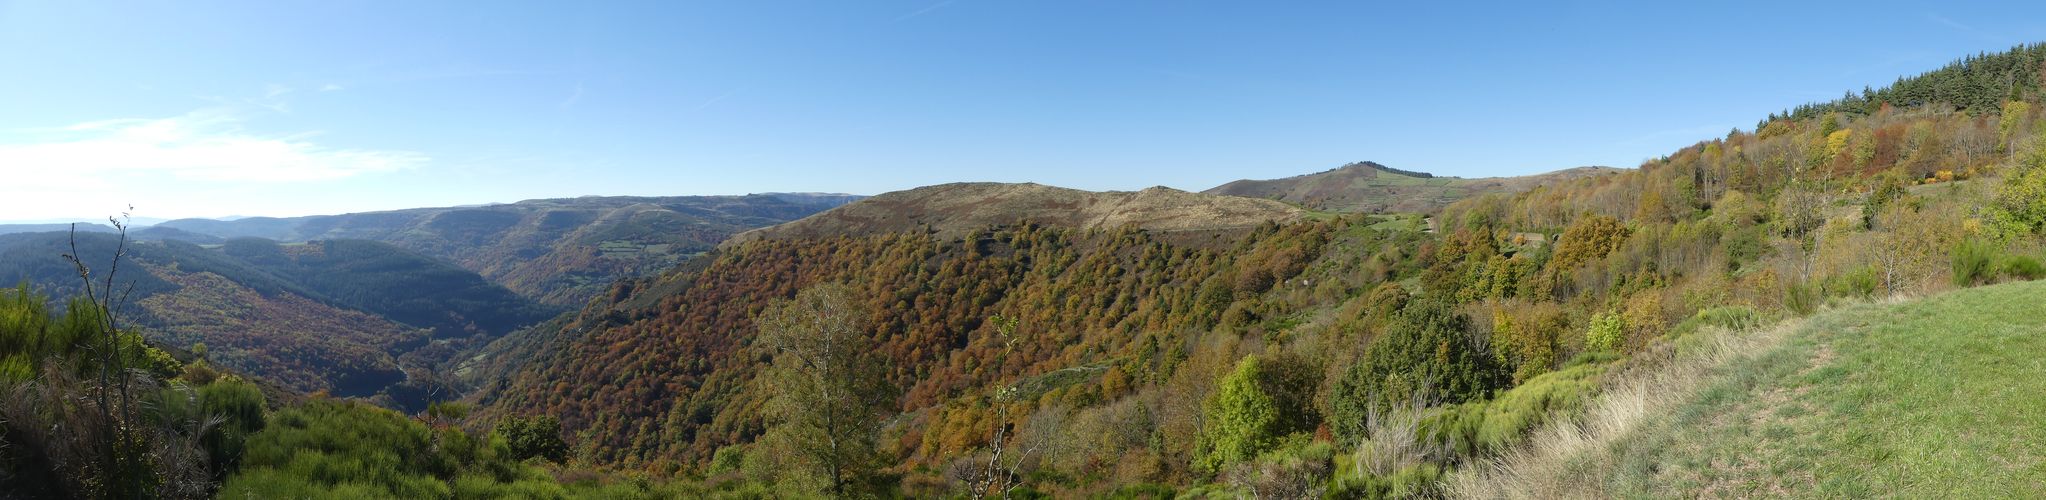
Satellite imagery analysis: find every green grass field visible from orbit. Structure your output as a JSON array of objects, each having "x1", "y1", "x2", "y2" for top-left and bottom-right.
[{"x1": 1598, "y1": 280, "x2": 2046, "y2": 497}]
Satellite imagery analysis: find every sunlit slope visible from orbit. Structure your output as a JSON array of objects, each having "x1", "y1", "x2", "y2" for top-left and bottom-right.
[
  {"x1": 1598, "y1": 281, "x2": 2046, "y2": 497},
  {"x1": 1203, "y1": 161, "x2": 1621, "y2": 213}
]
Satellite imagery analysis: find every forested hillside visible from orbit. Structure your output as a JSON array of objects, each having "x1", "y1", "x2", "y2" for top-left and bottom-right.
[
  {"x1": 156, "y1": 194, "x2": 858, "y2": 305},
  {"x1": 459, "y1": 43, "x2": 2046, "y2": 496},
  {"x1": 8, "y1": 41, "x2": 2046, "y2": 500},
  {"x1": 0, "y1": 232, "x2": 554, "y2": 407}
]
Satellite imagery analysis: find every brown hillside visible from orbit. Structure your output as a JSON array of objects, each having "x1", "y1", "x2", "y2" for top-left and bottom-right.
[
  {"x1": 725, "y1": 182, "x2": 1305, "y2": 246},
  {"x1": 1204, "y1": 161, "x2": 1623, "y2": 213}
]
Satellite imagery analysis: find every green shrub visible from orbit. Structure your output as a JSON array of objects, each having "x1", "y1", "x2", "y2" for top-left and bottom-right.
[
  {"x1": 1416, "y1": 359, "x2": 1609, "y2": 457},
  {"x1": 1786, "y1": 282, "x2": 1821, "y2": 315},
  {"x1": 2003, "y1": 254, "x2": 2046, "y2": 281},
  {"x1": 1585, "y1": 310, "x2": 1625, "y2": 352},
  {"x1": 1329, "y1": 298, "x2": 1507, "y2": 444},
  {"x1": 218, "y1": 398, "x2": 579, "y2": 499},
  {"x1": 1195, "y1": 356, "x2": 1283, "y2": 474},
  {"x1": 1823, "y1": 266, "x2": 1879, "y2": 299},
  {"x1": 1723, "y1": 225, "x2": 1770, "y2": 272},
  {"x1": 1953, "y1": 239, "x2": 2001, "y2": 287},
  {"x1": 1671, "y1": 306, "x2": 1764, "y2": 337},
  {"x1": 1327, "y1": 463, "x2": 1444, "y2": 499},
  {"x1": 706, "y1": 445, "x2": 747, "y2": 476},
  {"x1": 494, "y1": 415, "x2": 570, "y2": 463},
  {"x1": 197, "y1": 376, "x2": 268, "y2": 473}
]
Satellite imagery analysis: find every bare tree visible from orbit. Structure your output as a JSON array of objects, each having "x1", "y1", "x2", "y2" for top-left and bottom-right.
[
  {"x1": 1775, "y1": 185, "x2": 1828, "y2": 282},
  {"x1": 958, "y1": 316, "x2": 1070, "y2": 499},
  {"x1": 62, "y1": 211, "x2": 150, "y2": 498}
]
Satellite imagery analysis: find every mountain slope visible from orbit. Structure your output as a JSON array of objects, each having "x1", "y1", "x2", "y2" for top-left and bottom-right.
[
  {"x1": 725, "y1": 182, "x2": 1304, "y2": 246},
  {"x1": 1203, "y1": 161, "x2": 1621, "y2": 213},
  {"x1": 1460, "y1": 280, "x2": 2046, "y2": 497},
  {"x1": 456, "y1": 44, "x2": 2046, "y2": 494},
  {"x1": 157, "y1": 193, "x2": 858, "y2": 304},
  {"x1": 138, "y1": 265, "x2": 427, "y2": 396},
  {"x1": 470, "y1": 218, "x2": 1352, "y2": 469},
  {"x1": 0, "y1": 231, "x2": 554, "y2": 405}
]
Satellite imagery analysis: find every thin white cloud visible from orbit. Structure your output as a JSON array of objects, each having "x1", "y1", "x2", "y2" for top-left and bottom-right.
[
  {"x1": 893, "y1": 0, "x2": 954, "y2": 22},
  {"x1": 249, "y1": 84, "x2": 295, "y2": 113},
  {"x1": 1927, "y1": 13, "x2": 2013, "y2": 44},
  {"x1": 559, "y1": 81, "x2": 585, "y2": 110},
  {"x1": 1927, "y1": 14, "x2": 1975, "y2": 33},
  {"x1": 694, "y1": 90, "x2": 735, "y2": 111},
  {"x1": 0, "y1": 109, "x2": 427, "y2": 186},
  {"x1": 262, "y1": 83, "x2": 293, "y2": 98}
]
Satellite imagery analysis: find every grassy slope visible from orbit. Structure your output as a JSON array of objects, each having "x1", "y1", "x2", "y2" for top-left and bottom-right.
[{"x1": 1598, "y1": 281, "x2": 2046, "y2": 497}]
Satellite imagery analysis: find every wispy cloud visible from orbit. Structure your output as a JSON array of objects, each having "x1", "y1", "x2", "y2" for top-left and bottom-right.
[
  {"x1": 1927, "y1": 14, "x2": 1975, "y2": 33},
  {"x1": 248, "y1": 83, "x2": 295, "y2": 113},
  {"x1": 1927, "y1": 13, "x2": 2013, "y2": 44},
  {"x1": 559, "y1": 81, "x2": 585, "y2": 110},
  {"x1": 694, "y1": 90, "x2": 736, "y2": 111},
  {"x1": 378, "y1": 65, "x2": 554, "y2": 85},
  {"x1": 893, "y1": 0, "x2": 954, "y2": 22},
  {"x1": 0, "y1": 109, "x2": 427, "y2": 186}
]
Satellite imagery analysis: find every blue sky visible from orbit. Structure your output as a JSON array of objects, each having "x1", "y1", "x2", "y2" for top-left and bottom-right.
[{"x1": 5, "y1": 1, "x2": 2046, "y2": 220}]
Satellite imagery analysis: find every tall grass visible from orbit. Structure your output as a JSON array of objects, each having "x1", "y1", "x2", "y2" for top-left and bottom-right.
[{"x1": 1444, "y1": 313, "x2": 1806, "y2": 498}]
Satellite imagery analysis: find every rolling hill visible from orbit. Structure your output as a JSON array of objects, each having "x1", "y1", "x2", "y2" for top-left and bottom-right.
[
  {"x1": 5, "y1": 41, "x2": 2044, "y2": 499},
  {"x1": 0, "y1": 223, "x2": 117, "y2": 236},
  {"x1": 446, "y1": 44, "x2": 2046, "y2": 496},
  {"x1": 1204, "y1": 161, "x2": 1623, "y2": 213},
  {"x1": 724, "y1": 182, "x2": 1305, "y2": 246},
  {"x1": 0, "y1": 231, "x2": 556, "y2": 407},
  {"x1": 155, "y1": 193, "x2": 859, "y2": 305},
  {"x1": 467, "y1": 181, "x2": 1329, "y2": 468}
]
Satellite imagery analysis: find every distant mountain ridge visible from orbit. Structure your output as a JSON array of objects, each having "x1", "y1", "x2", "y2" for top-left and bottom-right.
[
  {"x1": 725, "y1": 182, "x2": 1303, "y2": 246},
  {"x1": 1204, "y1": 161, "x2": 1623, "y2": 213},
  {"x1": 154, "y1": 193, "x2": 860, "y2": 305}
]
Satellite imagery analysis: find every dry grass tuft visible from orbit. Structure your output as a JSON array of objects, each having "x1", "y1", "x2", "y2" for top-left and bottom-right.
[{"x1": 1445, "y1": 317, "x2": 1804, "y2": 499}]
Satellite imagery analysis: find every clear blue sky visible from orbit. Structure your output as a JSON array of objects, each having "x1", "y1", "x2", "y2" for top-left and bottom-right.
[{"x1": 5, "y1": 1, "x2": 2046, "y2": 220}]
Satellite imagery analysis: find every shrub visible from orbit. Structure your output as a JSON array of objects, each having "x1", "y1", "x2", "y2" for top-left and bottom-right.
[
  {"x1": 218, "y1": 399, "x2": 572, "y2": 498},
  {"x1": 1953, "y1": 239, "x2": 2000, "y2": 287},
  {"x1": 1330, "y1": 299, "x2": 1507, "y2": 443},
  {"x1": 1220, "y1": 439, "x2": 1331, "y2": 500},
  {"x1": 1585, "y1": 311, "x2": 1624, "y2": 353},
  {"x1": 1328, "y1": 463, "x2": 1444, "y2": 499},
  {"x1": 1195, "y1": 356, "x2": 1282, "y2": 474},
  {"x1": 1823, "y1": 266, "x2": 1879, "y2": 299},
  {"x1": 1785, "y1": 282, "x2": 1820, "y2": 315},
  {"x1": 1411, "y1": 359, "x2": 1609, "y2": 458},
  {"x1": 197, "y1": 376, "x2": 268, "y2": 473},
  {"x1": 706, "y1": 445, "x2": 747, "y2": 476},
  {"x1": 2003, "y1": 254, "x2": 2046, "y2": 281},
  {"x1": 494, "y1": 415, "x2": 570, "y2": 463},
  {"x1": 1670, "y1": 306, "x2": 1763, "y2": 337}
]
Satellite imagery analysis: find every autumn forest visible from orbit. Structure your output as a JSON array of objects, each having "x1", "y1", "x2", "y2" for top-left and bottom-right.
[{"x1": 6, "y1": 35, "x2": 2046, "y2": 500}]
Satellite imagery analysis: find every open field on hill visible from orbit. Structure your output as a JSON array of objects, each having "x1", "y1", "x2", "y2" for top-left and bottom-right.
[{"x1": 1456, "y1": 280, "x2": 2046, "y2": 498}]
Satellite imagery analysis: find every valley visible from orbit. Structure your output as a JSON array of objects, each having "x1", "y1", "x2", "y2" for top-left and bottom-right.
[{"x1": 3, "y1": 8, "x2": 2045, "y2": 498}]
